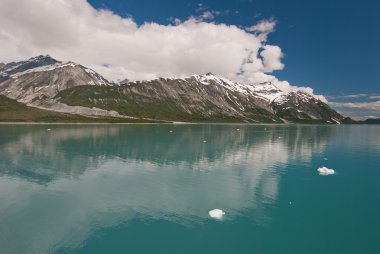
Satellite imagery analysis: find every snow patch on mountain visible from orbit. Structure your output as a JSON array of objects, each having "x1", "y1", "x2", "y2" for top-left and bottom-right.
[
  {"x1": 0, "y1": 55, "x2": 59, "y2": 76},
  {"x1": 188, "y1": 73, "x2": 295, "y2": 104},
  {"x1": 9, "y1": 62, "x2": 77, "y2": 78},
  {"x1": 138, "y1": 72, "x2": 326, "y2": 107},
  {"x1": 0, "y1": 55, "x2": 109, "y2": 86}
]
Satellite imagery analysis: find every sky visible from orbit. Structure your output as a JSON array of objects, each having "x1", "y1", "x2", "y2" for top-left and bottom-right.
[{"x1": 0, "y1": 0, "x2": 379, "y2": 118}]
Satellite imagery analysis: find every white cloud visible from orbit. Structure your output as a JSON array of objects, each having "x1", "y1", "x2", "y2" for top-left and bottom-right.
[
  {"x1": 260, "y1": 45, "x2": 284, "y2": 72},
  {"x1": 328, "y1": 93, "x2": 380, "y2": 101},
  {"x1": 357, "y1": 115, "x2": 380, "y2": 120},
  {"x1": 329, "y1": 101, "x2": 380, "y2": 111},
  {"x1": 329, "y1": 93, "x2": 369, "y2": 99},
  {"x1": 0, "y1": 0, "x2": 324, "y2": 100},
  {"x1": 329, "y1": 101, "x2": 380, "y2": 118},
  {"x1": 199, "y1": 11, "x2": 215, "y2": 20},
  {"x1": 341, "y1": 94, "x2": 369, "y2": 98},
  {"x1": 168, "y1": 17, "x2": 182, "y2": 25},
  {"x1": 246, "y1": 19, "x2": 276, "y2": 41},
  {"x1": 0, "y1": 0, "x2": 280, "y2": 81},
  {"x1": 247, "y1": 19, "x2": 276, "y2": 33}
]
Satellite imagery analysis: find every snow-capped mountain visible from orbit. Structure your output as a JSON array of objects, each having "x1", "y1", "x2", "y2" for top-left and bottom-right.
[
  {"x1": 0, "y1": 55, "x2": 109, "y2": 99},
  {"x1": 0, "y1": 55, "x2": 59, "y2": 81},
  {"x1": 0, "y1": 55, "x2": 119, "y2": 116},
  {"x1": 0, "y1": 56, "x2": 344, "y2": 123},
  {"x1": 188, "y1": 73, "x2": 284, "y2": 103},
  {"x1": 271, "y1": 91, "x2": 343, "y2": 123}
]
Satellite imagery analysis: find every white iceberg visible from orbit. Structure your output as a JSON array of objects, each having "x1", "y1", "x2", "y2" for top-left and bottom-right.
[
  {"x1": 208, "y1": 209, "x2": 225, "y2": 219},
  {"x1": 317, "y1": 166, "x2": 335, "y2": 176}
]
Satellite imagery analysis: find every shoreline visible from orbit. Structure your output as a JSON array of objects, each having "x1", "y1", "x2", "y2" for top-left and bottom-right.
[{"x1": 0, "y1": 121, "x2": 358, "y2": 126}]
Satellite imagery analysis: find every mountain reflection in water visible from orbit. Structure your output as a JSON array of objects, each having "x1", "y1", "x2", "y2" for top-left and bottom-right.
[{"x1": 0, "y1": 124, "x2": 333, "y2": 254}]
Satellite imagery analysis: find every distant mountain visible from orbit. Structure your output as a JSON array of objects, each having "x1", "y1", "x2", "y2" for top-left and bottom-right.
[
  {"x1": 361, "y1": 118, "x2": 380, "y2": 124},
  {"x1": 341, "y1": 117, "x2": 358, "y2": 124},
  {"x1": 340, "y1": 117, "x2": 380, "y2": 124},
  {"x1": 0, "y1": 56, "x2": 344, "y2": 123}
]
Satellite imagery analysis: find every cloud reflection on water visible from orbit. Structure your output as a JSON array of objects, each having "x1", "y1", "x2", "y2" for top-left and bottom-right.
[{"x1": 0, "y1": 124, "x2": 332, "y2": 253}]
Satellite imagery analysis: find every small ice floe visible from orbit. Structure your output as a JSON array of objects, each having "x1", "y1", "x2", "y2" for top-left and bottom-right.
[
  {"x1": 236, "y1": 128, "x2": 240, "y2": 131},
  {"x1": 317, "y1": 166, "x2": 335, "y2": 176},
  {"x1": 209, "y1": 209, "x2": 225, "y2": 219},
  {"x1": 324, "y1": 158, "x2": 328, "y2": 161},
  {"x1": 169, "y1": 130, "x2": 173, "y2": 133},
  {"x1": 47, "y1": 129, "x2": 51, "y2": 131},
  {"x1": 203, "y1": 140, "x2": 207, "y2": 143}
]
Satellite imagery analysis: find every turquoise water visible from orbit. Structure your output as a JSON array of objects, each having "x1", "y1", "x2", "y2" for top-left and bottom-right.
[{"x1": 0, "y1": 124, "x2": 379, "y2": 254}]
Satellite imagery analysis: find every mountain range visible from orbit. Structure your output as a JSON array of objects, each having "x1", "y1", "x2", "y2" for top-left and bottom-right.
[{"x1": 0, "y1": 55, "x2": 345, "y2": 123}]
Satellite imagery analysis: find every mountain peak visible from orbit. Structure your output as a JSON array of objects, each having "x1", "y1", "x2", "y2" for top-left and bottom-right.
[
  {"x1": 0, "y1": 55, "x2": 61, "y2": 78},
  {"x1": 29, "y1": 54, "x2": 53, "y2": 60},
  {"x1": 27, "y1": 54, "x2": 59, "y2": 64}
]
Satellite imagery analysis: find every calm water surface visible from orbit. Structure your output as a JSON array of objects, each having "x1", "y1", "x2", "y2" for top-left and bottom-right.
[{"x1": 0, "y1": 124, "x2": 379, "y2": 254}]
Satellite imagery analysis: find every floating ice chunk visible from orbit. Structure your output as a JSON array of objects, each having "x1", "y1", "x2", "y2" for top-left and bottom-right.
[
  {"x1": 324, "y1": 158, "x2": 328, "y2": 161},
  {"x1": 47, "y1": 129, "x2": 51, "y2": 131},
  {"x1": 318, "y1": 166, "x2": 335, "y2": 176},
  {"x1": 209, "y1": 209, "x2": 225, "y2": 219}
]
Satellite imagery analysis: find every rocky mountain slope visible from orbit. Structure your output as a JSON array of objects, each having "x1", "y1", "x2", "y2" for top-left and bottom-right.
[
  {"x1": 0, "y1": 55, "x2": 344, "y2": 123},
  {"x1": 0, "y1": 55, "x2": 119, "y2": 117},
  {"x1": 56, "y1": 74, "x2": 282, "y2": 122},
  {"x1": 270, "y1": 91, "x2": 343, "y2": 123}
]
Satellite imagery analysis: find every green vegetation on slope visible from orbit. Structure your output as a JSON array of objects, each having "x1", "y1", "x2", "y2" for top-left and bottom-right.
[
  {"x1": 55, "y1": 85, "x2": 278, "y2": 123},
  {"x1": 0, "y1": 95, "x2": 163, "y2": 123}
]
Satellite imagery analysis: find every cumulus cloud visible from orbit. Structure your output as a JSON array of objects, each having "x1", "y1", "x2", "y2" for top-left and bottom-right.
[
  {"x1": 260, "y1": 45, "x2": 284, "y2": 72},
  {"x1": 0, "y1": 0, "x2": 324, "y2": 99},
  {"x1": 0, "y1": 0, "x2": 281, "y2": 81}
]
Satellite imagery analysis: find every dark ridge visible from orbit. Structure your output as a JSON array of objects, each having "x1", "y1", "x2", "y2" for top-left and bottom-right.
[{"x1": 0, "y1": 55, "x2": 60, "y2": 78}]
